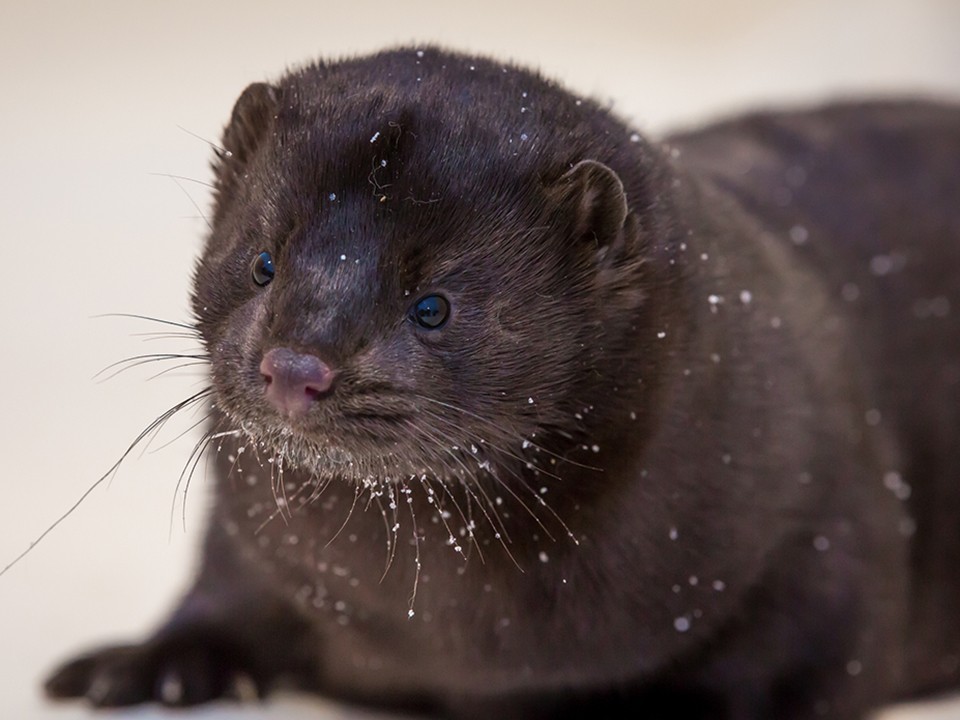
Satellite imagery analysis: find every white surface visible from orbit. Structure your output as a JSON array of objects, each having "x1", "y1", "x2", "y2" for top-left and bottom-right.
[{"x1": 1, "y1": 1, "x2": 958, "y2": 718}]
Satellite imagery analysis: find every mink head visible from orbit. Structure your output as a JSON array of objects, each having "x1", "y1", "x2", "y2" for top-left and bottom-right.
[{"x1": 191, "y1": 47, "x2": 667, "y2": 483}]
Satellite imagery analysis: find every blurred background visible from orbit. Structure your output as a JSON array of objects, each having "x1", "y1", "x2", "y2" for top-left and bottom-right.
[{"x1": 1, "y1": 1, "x2": 958, "y2": 718}]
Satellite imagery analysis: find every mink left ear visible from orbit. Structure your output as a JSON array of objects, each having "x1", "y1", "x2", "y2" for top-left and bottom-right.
[
  {"x1": 221, "y1": 82, "x2": 281, "y2": 168},
  {"x1": 547, "y1": 160, "x2": 629, "y2": 249}
]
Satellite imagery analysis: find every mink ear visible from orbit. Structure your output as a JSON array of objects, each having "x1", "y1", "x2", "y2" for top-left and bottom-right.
[
  {"x1": 548, "y1": 160, "x2": 629, "y2": 248},
  {"x1": 220, "y1": 82, "x2": 280, "y2": 166}
]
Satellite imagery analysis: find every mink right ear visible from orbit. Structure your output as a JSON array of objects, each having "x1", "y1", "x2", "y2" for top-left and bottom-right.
[
  {"x1": 546, "y1": 160, "x2": 630, "y2": 251},
  {"x1": 220, "y1": 82, "x2": 280, "y2": 167}
]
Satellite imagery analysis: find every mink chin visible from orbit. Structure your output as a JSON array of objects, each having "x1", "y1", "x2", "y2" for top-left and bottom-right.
[{"x1": 44, "y1": 46, "x2": 960, "y2": 720}]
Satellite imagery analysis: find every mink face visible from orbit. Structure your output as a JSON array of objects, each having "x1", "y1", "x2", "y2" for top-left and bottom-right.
[{"x1": 191, "y1": 49, "x2": 659, "y2": 486}]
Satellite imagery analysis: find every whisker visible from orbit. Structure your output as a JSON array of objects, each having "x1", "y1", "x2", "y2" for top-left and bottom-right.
[
  {"x1": 169, "y1": 412, "x2": 229, "y2": 537},
  {"x1": 418, "y1": 475, "x2": 472, "y2": 564},
  {"x1": 455, "y1": 476, "x2": 523, "y2": 570},
  {"x1": 463, "y1": 471, "x2": 513, "y2": 545},
  {"x1": 94, "y1": 353, "x2": 209, "y2": 383},
  {"x1": 303, "y1": 475, "x2": 334, "y2": 508},
  {"x1": 132, "y1": 391, "x2": 210, "y2": 461},
  {"x1": 383, "y1": 483, "x2": 400, "y2": 577},
  {"x1": 92, "y1": 313, "x2": 198, "y2": 332},
  {"x1": 417, "y1": 394, "x2": 602, "y2": 473},
  {"x1": 425, "y1": 411, "x2": 536, "y2": 539},
  {"x1": 414, "y1": 396, "x2": 566, "y2": 482},
  {"x1": 144, "y1": 361, "x2": 210, "y2": 382},
  {"x1": 413, "y1": 406, "x2": 572, "y2": 560},
  {"x1": 176, "y1": 124, "x2": 228, "y2": 156},
  {"x1": 130, "y1": 331, "x2": 203, "y2": 342},
  {"x1": 370, "y1": 489, "x2": 396, "y2": 581},
  {"x1": 255, "y1": 476, "x2": 315, "y2": 535},
  {"x1": 170, "y1": 427, "x2": 218, "y2": 536},
  {"x1": 497, "y1": 460, "x2": 580, "y2": 546},
  {"x1": 266, "y1": 446, "x2": 289, "y2": 524},
  {"x1": 487, "y1": 467, "x2": 556, "y2": 542},
  {"x1": 412, "y1": 422, "x2": 485, "y2": 561},
  {"x1": 276, "y1": 441, "x2": 292, "y2": 518},
  {"x1": 1, "y1": 387, "x2": 213, "y2": 577},
  {"x1": 400, "y1": 479, "x2": 421, "y2": 619},
  {"x1": 325, "y1": 483, "x2": 362, "y2": 548},
  {"x1": 465, "y1": 486, "x2": 510, "y2": 565},
  {"x1": 499, "y1": 467, "x2": 579, "y2": 546},
  {"x1": 148, "y1": 171, "x2": 215, "y2": 189},
  {"x1": 210, "y1": 429, "x2": 243, "y2": 441},
  {"x1": 149, "y1": 412, "x2": 212, "y2": 455},
  {"x1": 124, "y1": 389, "x2": 215, "y2": 480},
  {"x1": 224, "y1": 435, "x2": 250, "y2": 492},
  {"x1": 170, "y1": 177, "x2": 212, "y2": 231}
]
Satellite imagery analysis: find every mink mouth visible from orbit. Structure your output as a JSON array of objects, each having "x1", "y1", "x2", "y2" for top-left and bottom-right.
[
  {"x1": 208, "y1": 355, "x2": 516, "y2": 482},
  {"x1": 219, "y1": 404, "x2": 490, "y2": 484},
  {"x1": 210, "y1": 361, "x2": 423, "y2": 445},
  {"x1": 271, "y1": 403, "x2": 423, "y2": 446}
]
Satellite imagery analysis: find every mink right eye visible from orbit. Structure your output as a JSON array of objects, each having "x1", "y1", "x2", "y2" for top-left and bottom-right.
[
  {"x1": 412, "y1": 294, "x2": 450, "y2": 329},
  {"x1": 251, "y1": 251, "x2": 275, "y2": 286}
]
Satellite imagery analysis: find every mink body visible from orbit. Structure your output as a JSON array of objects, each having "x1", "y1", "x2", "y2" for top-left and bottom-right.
[{"x1": 46, "y1": 48, "x2": 960, "y2": 719}]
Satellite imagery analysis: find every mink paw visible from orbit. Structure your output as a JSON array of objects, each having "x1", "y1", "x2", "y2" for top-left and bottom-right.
[{"x1": 44, "y1": 641, "x2": 261, "y2": 708}]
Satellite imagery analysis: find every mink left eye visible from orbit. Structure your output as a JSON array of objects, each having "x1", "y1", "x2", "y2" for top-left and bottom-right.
[
  {"x1": 412, "y1": 294, "x2": 450, "y2": 329},
  {"x1": 251, "y1": 251, "x2": 275, "y2": 287}
]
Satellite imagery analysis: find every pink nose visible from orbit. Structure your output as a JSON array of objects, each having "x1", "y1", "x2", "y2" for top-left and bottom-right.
[{"x1": 259, "y1": 347, "x2": 336, "y2": 418}]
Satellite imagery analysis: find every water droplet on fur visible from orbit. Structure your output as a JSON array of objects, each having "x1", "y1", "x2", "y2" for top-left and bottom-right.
[
  {"x1": 841, "y1": 283, "x2": 860, "y2": 302},
  {"x1": 884, "y1": 471, "x2": 903, "y2": 491},
  {"x1": 870, "y1": 255, "x2": 893, "y2": 276},
  {"x1": 159, "y1": 673, "x2": 184, "y2": 705}
]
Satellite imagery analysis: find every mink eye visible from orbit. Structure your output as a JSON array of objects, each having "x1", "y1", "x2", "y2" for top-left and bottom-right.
[
  {"x1": 251, "y1": 251, "x2": 275, "y2": 286},
  {"x1": 413, "y1": 294, "x2": 450, "y2": 329}
]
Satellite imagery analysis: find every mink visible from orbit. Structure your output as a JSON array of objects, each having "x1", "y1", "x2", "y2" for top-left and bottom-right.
[{"x1": 45, "y1": 46, "x2": 960, "y2": 719}]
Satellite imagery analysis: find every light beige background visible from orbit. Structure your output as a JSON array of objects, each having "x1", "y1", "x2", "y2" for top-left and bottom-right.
[{"x1": 1, "y1": 1, "x2": 959, "y2": 718}]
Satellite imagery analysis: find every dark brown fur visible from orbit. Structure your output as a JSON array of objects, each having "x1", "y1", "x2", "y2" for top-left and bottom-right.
[{"x1": 45, "y1": 47, "x2": 960, "y2": 719}]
